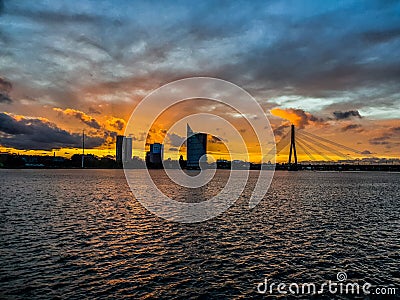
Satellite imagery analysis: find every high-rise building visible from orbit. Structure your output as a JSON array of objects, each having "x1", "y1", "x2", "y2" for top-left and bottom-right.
[
  {"x1": 116, "y1": 135, "x2": 124, "y2": 164},
  {"x1": 146, "y1": 142, "x2": 163, "y2": 168},
  {"x1": 116, "y1": 135, "x2": 132, "y2": 165},
  {"x1": 186, "y1": 124, "x2": 207, "y2": 169},
  {"x1": 123, "y1": 137, "x2": 132, "y2": 162}
]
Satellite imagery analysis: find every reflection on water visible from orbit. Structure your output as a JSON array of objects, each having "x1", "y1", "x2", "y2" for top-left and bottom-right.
[{"x1": 0, "y1": 169, "x2": 399, "y2": 299}]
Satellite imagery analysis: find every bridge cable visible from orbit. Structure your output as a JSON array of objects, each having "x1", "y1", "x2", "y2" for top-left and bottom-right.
[
  {"x1": 298, "y1": 133, "x2": 353, "y2": 160},
  {"x1": 296, "y1": 139, "x2": 317, "y2": 161},
  {"x1": 275, "y1": 130, "x2": 291, "y2": 154},
  {"x1": 296, "y1": 136, "x2": 334, "y2": 162},
  {"x1": 265, "y1": 129, "x2": 292, "y2": 160},
  {"x1": 300, "y1": 131, "x2": 363, "y2": 155}
]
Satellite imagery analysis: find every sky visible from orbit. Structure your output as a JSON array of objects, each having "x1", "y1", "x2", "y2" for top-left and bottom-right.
[{"x1": 0, "y1": 0, "x2": 399, "y2": 162}]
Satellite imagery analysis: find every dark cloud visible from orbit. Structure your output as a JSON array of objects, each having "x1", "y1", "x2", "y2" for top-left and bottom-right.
[
  {"x1": 0, "y1": 113, "x2": 30, "y2": 135},
  {"x1": 369, "y1": 135, "x2": 391, "y2": 145},
  {"x1": 168, "y1": 147, "x2": 178, "y2": 152},
  {"x1": 3, "y1": 1, "x2": 400, "y2": 101},
  {"x1": 1, "y1": 0, "x2": 400, "y2": 136},
  {"x1": 209, "y1": 135, "x2": 223, "y2": 144},
  {"x1": 320, "y1": 85, "x2": 400, "y2": 115},
  {"x1": 108, "y1": 118, "x2": 125, "y2": 131},
  {"x1": 167, "y1": 133, "x2": 185, "y2": 147},
  {"x1": 206, "y1": 3, "x2": 400, "y2": 108},
  {"x1": 391, "y1": 126, "x2": 400, "y2": 132},
  {"x1": 0, "y1": 113, "x2": 104, "y2": 150},
  {"x1": 273, "y1": 124, "x2": 290, "y2": 137},
  {"x1": 54, "y1": 108, "x2": 101, "y2": 129},
  {"x1": 0, "y1": 77, "x2": 12, "y2": 91},
  {"x1": 362, "y1": 28, "x2": 400, "y2": 43},
  {"x1": 6, "y1": 4, "x2": 101, "y2": 25},
  {"x1": 0, "y1": 94, "x2": 12, "y2": 103},
  {"x1": 107, "y1": 131, "x2": 118, "y2": 139},
  {"x1": 333, "y1": 110, "x2": 362, "y2": 120},
  {"x1": 88, "y1": 106, "x2": 101, "y2": 114},
  {"x1": 0, "y1": 76, "x2": 12, "y2": 103},
  {"x1": 132, "y1": 131, "x2": 147, "y2": 142},
  {"x1": 80, "y1": 116, "x2": 100, "y2": 129},
  {"x1": 341, "y1": 124, "x2": 362, "y2": 132},
  {"x1": 361, "y1": 150, "x2": 372, "y2": 155},
  {"x1": 368, "y1": 126, "x2": 400, "y2": 147}
]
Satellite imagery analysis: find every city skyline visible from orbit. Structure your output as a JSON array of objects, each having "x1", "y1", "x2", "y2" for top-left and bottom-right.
[
  {"x1": 0, "y1": 1, "x2": 399, "y2": 162},
  {"x1": 0, "y1": 2, "x2": 398, "y2": 298}
]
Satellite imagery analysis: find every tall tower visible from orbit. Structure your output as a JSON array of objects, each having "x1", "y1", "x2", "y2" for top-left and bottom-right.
[
  {"x1": 116, "y1": 135, "x2": 124, "y2": 165},
  {"x1": 186, "y1": 124, "x2": 207, "y2": 169},
  {"x1": 81, "y1": 130, "x2": 85, "y2": 168},
  {"x1": 288, "y1": 124, "x2": 297, "y2": 167},
  {"x1": 146, "y1": 143, "x2": 163, "y2": 168},
  {"x1": 123, "y1": 137, "x2": 132, "y2": 162}
]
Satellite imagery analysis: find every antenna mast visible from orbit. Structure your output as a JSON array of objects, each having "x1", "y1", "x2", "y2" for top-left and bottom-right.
[{"x1": 81, "y1": 130, "x2": 85, "y2": 168}]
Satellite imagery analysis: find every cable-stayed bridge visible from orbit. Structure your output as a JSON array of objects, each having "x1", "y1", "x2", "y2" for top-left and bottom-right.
[{"x1": 267, "y1": 125, "x2": 399, "y2": 171}]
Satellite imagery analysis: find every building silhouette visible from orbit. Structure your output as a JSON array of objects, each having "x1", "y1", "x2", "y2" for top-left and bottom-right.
[
  {"x1": 186, "y1": 124, "x2": 207, "y2": 169},
  {"x1": 116, "y1": 135, "x2": 124, "y2": 164},
  {"x1": 179, "y1": 154, "x2": 186, "y2": 169},
  {"x1": 123, "y1": 137, "x2": 132, "y2": 162},
  {"x1": 146, "y1": 142, "x2": 163, "y2": 168},
  {"x1": 116, "y1": 135, "x2": 132, "y2": 165}
]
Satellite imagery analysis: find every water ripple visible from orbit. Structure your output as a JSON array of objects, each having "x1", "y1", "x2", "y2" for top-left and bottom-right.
[{"x1": 0, "y1": 169, "x2": 399, "y2": 299}]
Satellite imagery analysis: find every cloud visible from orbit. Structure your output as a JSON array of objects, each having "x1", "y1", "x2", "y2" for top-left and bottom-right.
[
  {"x1": 88, "y1": 106, "x2": 101, "y2": 114},
  {"x1": 106, "y1": 117, "x2": 125, "y2": 131},
  {"x1": 273, "y1": 124, "x2": 290, "y2": 137},
  {"x1": 333, "y1": 110, "x2": 362, "y2": 120},
  {"x1": 167, "y1": 132, "x2": 185, "y2": 147},
  {"x1": 270, "y1": 108, "x2": 323, "y2": 129},
  {"x1": 209, "y1": 135, "x2": 224, "y2": 144},
  {"x1": 0, "y1": 76, "x2": 13, "y2": 103},
  {"x1": 53, "y1": 108, "x2": 101, "y2": 129},
  {"x1": 361, "y1": 150, "x2": 372, "y2": 155},
  {"x1": 0, "y1": 92, "x2": 12, "y2": 103},
  {"x1": 369, "y1": 135, "x2": 391, "y2": 145},
  {"x1": 341, "y1": 124, "x2": 362, "y2": 132},
  {"x1": 2, "y1": 1, "x2": 400, "y2": 107},
  {"x1": 362, "y1": 28, "x2": 400, "y2": 44},
  {"x1": 0, "y1": 112, "x2": 105, "y2": 150},
  {"x1": 391, "y1": 126, "x2": 400, "y2": 132},
  {"x1": 367, "y1": 125, "x2": 400, "y2": 147},
  {"x1": 1, "y1": 0, "x2": 400, "y2": 158}
]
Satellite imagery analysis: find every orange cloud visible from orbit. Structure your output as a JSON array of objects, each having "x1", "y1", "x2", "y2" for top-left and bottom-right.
[
  {"x1": 53, "y1": 108, "x2": 101, "y2": 129},
  {"x1": 270, "y1": 107, "x2": 323, "y2": 129},
  {"x1": 105, "y1": 117, "x2": 126, "y2": 131}
]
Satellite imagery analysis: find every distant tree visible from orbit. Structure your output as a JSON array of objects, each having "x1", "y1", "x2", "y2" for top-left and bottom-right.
[{"x1": 3, "y1": 154, "x2": 25, "y2": 168}]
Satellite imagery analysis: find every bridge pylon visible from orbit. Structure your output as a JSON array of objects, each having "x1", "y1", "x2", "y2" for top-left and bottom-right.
[{"x1": 288, "y1": 124, "x2": 298, "y2": 170}]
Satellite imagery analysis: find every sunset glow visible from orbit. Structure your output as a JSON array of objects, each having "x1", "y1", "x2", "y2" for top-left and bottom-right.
[{"x1": 0, "y1": 1, "x2": 399, "y2": 163}]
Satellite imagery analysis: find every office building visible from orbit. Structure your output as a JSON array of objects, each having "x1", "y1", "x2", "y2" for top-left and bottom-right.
[
  {"x1": 123, "y1": 137, "x2": 132, "y2": 162},
  {"x1": 116, "y1": 135, "x2": 124, "y2": 164},
  {"x1": 116, "y1": 135, "x2": 132, "y2": 165},
  {"x1": 146, "y1": 142, "x2": 163, "y2": 168},
  {"x1": 186, "y1": 124, "x2": 207, "y2": 169}
]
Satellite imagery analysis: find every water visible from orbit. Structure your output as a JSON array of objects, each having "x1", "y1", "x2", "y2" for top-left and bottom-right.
[{"x1": 0, "y1": 169, "x2": 399, "y2": 299}]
